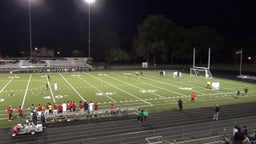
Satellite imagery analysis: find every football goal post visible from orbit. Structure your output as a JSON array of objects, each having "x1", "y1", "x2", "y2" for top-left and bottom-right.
[{"x1": 190, "y1": 48, "x2": 213, "y2": 79}]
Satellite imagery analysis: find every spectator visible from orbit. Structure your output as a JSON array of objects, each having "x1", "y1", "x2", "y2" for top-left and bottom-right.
[
  {"x1": 41, "y1": 113, "x2": 46, "y2": 127},
  {"x1": 48, "y1": 103, "x2": 53, "y2": 113},
  {"x1": 243, "y1": 125, "x2": 248, "y2": 137},
  {"x1": 233, "y1": 125, "x2": 239, "y2": 137},
  {"x1": 242, "y1": 135, "x2": 251, "y2": 144},
  {"x1": 233, "y1": 127, "x2": 244, "y2": 144},
  {"x1": 30, "y1": 104, "x2": 35, "y2": 113},
  {"x1": 178, "y1": 99, "x2": 183, "y2": 111},
  {"x1": 140, "y1": 110, "x2": 144, "y2": 123},
  {"x1": 213, "y1": 104, "x2": 220, "y2": 120},
  {"x1": 137, "y1": 108, "x2": 141, "y2": 122},
  {"x1": 32, "y1": 110, "x2": 37, "y2": 125},
  {"x1": 143, "y1": 109, "x2": 148, "y2": 122},
  {"x1": 83, "y1": 101, "x2": 89, "y2": 111}
]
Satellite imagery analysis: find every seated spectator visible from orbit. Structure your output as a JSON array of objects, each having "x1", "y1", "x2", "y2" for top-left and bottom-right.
[
  {"x1": 233, "y1": 127, "x2": 245, "y2": 144},
  {"x1": 233, "y1": 125, "x2": 239, "y2": 137}
]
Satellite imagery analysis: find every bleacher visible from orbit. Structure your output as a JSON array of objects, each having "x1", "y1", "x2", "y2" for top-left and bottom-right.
[
  {"x1": 43, "y1": 107, "x2": 137, "y2": 124},
  {"x1": 0, "y1": 57, "x2": 92, "y2": 73}
]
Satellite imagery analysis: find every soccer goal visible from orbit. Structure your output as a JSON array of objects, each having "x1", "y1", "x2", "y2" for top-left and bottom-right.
[
  {"x1": 190, "y1": 67, "x2": 213, "y2": 79},
  {"x1": 190, "y1": 48, "x2": 213, "y2": 79}
]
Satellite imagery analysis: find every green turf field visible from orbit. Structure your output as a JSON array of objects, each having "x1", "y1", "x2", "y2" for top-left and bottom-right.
[{"x1": 0, "y1": 70, "x2": 255, "y2": 128}]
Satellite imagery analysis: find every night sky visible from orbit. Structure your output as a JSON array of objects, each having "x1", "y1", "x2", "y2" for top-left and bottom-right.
[{"x1": 0, "y1": 0, "x2": 256, "y2": 56}]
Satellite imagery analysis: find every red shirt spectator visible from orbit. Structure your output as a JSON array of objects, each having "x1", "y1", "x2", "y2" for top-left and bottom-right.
[
  {"x1": 94, "y1": 102, "x2": 99, "y2": 110},
  {"x1": 37, "y1": 104, "x2": 43, "y2": 112}
]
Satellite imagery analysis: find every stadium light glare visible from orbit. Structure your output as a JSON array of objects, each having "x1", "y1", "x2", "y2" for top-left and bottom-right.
[{"x1": 85, "y1": 0, "x2": 95, "y2": 3}]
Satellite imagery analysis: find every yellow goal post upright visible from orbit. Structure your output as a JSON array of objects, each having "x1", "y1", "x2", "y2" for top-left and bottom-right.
[{"x1": 190, "y1": 48, "x2": 213, "y2": 79}]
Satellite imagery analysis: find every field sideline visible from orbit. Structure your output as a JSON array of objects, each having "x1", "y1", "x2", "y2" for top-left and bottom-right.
[{"x1": 0, "y1": 70, "x2": 255, "y2": 128}]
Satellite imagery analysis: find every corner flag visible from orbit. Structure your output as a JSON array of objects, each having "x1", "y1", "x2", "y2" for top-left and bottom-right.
[{"x1": 236, "y1": 50, "x2": 242, "y2": 54}]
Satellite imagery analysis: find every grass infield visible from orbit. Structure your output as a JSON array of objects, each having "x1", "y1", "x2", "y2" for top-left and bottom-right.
[{"x1": 0, "y1": 70, "x2": 255, "y2": 128}]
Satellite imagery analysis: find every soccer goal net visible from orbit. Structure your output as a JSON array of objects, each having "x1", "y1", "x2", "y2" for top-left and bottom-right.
[{"x1": 190, "y1": 67, "x2": 213, "y2": 79}]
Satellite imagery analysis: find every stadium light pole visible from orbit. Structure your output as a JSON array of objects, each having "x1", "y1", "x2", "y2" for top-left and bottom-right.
[
  {"x1": 28, "y1": 0, "x2": 33, "y2": 59},
  {"x1": 84, "y1": 0, "x2": 95, "y2": 58}
]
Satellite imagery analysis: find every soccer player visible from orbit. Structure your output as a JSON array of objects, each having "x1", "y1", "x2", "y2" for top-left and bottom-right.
[
  {"x1": 94, "y1": 102, "x2": 99, "y2": 111},
  {"x1": 89, "y1": 101, "x2": 94, "y2": 114},
  {"x1": 191, "y1": 92, "x2": 196, "y2": 102},
  {"x1": 45, "y1": 103, "x2": 49, "y2": 115},
  {"x1": 244, "y1": 87, "x2": 248, "y2": 95},
  {"x1": 72, "y1": 101, "x2": 77, "y2": 112},
  {"x1": 79, "y1": 101, "x2": 84, "y2": 113},
  {"x1": 46, "y1": 82, "x2": 49, "y2": 90},
  {"x1": 37, "y1": 104, "x2": 43, "y2": 116},
  {"x1": 62, "y1": 102, "x2": 67, "y2": 114},
  {"x1": 18, "y1": 106, "x2": 24, "y2": 119},
  {"x1": 110, "y1": 104, "x2": 115, "y2": 114},
  {"x1": 236, "y1": 89, "x2": 240, "y2": 97},
  {"x1": 54, "y1": 82, "x2": 58, "y2": 91},
  {"x1": 207, "y1": 81, "x2": 211, "y2": 89},
  {"x1": 7, "y1": 106, "x2": 14, "y2": 121},
  {"x1": 58, "y1": 103, "x2": 63, "y2": 113}
]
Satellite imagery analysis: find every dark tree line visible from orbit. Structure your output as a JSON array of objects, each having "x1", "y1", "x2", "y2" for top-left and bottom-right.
[
  {"x1": 92, "y1": 15, "x2": 227, "y2": 65},
  {"x1": 133, "y1": 15, "x2": 224, "y2": 64}
]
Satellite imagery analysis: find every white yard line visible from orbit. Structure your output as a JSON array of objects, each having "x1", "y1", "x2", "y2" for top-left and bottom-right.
[
  {"x1": 59, "y1": 73, "x2": 86, "y2": 102},
  {"x1": 86, "y1": 73, "x2": 153, "y2": 106},
  {"x1": 21, "y1": 74, "x2": 32, "y2": 109},
  {"x1": 45, "y1": 74, "x2": 56, "y2": 103},
  {"x1": 146, "y1": 73, "x2": 207, "y2": 95},
  {"x1": 78, "y1": 77, "x2": 117, "y2": 103},
  {"x1": 110, "y1": 74, "x2": 165, "y2": 98},
  {"x1": 0, "y1": 74, "x2": 16, "y2": 93},
  {"x1": 140, "y1": 76, "x2": 187, "y2": 97}
]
